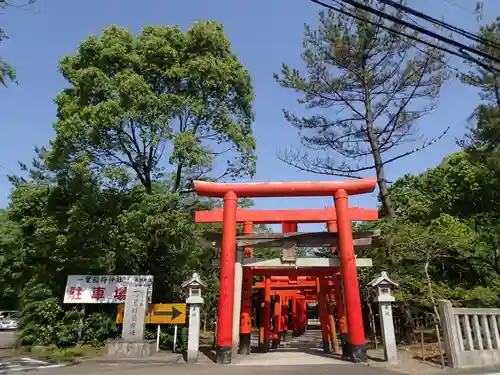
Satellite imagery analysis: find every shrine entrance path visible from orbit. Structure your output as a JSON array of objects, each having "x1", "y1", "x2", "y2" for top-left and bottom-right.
[{"x1": 232, "y1": 329, "x2": 347, "y2": 366}]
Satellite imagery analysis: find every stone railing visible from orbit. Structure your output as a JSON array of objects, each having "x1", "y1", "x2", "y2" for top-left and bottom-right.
[{"x1": 439, "y1": 300, "x2": 500, "y2": 369}]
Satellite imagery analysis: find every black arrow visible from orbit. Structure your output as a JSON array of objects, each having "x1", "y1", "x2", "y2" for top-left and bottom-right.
[{"x1": 153, "y1": 306, "x2": 183, "y2": 320}]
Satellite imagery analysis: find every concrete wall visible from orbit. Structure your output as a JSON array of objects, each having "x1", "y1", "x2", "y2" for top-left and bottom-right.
[{"x1": 439, "y1": 300, "x2": 500, "y2": 369}]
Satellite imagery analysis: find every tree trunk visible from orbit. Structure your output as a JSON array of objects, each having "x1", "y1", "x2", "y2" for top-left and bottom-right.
[
  {"x1": 399, "y1": 301, "x2": 415, "y2": 344},
  {"x1": 361, "y1": 71, "x2": 395, "y2": 262},
  {"x1": 362, "y1": 286, "x2": 378, "y2": 348},
  {"x1": 424, "y1": 253, "x2": 446, "y2": 366},
  {"x1": 362, "y1": 78, "x2": 396, "y2": 221},
  {"x1": 367, "y1": 299, "x2": 378, "y2": 349},
  {"x1": 424, "y1": 255, "x2": 440, "y2": 326}
]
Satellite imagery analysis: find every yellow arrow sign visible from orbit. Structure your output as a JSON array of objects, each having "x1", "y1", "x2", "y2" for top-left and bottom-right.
[{"x1": 116, "y1": 303, "x2": 186, "y2": 325}]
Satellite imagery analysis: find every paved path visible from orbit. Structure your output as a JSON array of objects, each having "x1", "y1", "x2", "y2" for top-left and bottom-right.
[{"x1": 235, "y1": 329, "x2": 347, "y2": 366}]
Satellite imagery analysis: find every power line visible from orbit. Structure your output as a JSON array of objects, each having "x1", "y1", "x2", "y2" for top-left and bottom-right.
[
  {"x1": 369, "y1": 2, "x2": 473, "y2": 76},
  {"x1": 353, "y1": 1, "x2": 468, "y2": 77},
  {"x1": 311, "y1": 0, "x2": 500, "y2": 73},
  {"x1": 441, "y1": 0, "x2": 476, "y2": 14},
  {"x1": 377, "y1": 0, "x2": 500, "y2": 51},
  {"x1": 331, "y1": 0, "x2": 491, "y2": 78},
  {"x1": 334, "y1": 0, "x2": 500, "y2": 66}
]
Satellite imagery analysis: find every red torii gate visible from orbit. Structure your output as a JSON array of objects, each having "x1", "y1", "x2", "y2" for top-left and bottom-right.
[
  {"x1": 193, "y1": 178, "x2": 377, "y2": 364},
  {"x1": 197, "y1": 205, "x2": 377, "y2": 356},
  {"x1": 255, "y1": 277, "x2": 318, "y2": 348}
]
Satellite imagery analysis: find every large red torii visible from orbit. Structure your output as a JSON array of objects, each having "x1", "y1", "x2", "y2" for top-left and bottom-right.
[{"x1": 193, "y1": 178, "x2": 377, "y2": 365}]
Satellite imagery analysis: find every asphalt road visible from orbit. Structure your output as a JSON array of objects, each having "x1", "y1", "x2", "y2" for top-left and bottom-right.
[
  {"x1": 31, "y1": 363, "x2": 405, "y2": 375},
  {"x1": 0, "y1": 331, "x2": 16, "y2": 349},
  {"x1": 31, "y1": 362, "x2": 500, "y2": 375}
]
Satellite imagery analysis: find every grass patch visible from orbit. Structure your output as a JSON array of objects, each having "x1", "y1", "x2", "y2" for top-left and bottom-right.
[
  {"x1": 47, "y1": 347, "x2": 88, "y2": 361},
  {"x1": 24, "y1": 345, "x2": 103, "y2": 361}
]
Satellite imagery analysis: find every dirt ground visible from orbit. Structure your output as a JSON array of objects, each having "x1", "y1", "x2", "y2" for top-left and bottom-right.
[{"x1": 367, "y1": 341, "x2": 451, "y2": 374}]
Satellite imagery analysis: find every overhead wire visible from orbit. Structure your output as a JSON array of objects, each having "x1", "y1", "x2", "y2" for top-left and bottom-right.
[
  {"x1": 441, "y1": 0, "x2": 477, "y2": 14},
  {"x1": 332, "y1": 0, "x2": 466, "y2": 77},
  {"x1": 333, "y1": 0, "x2": 500, "y2": 66},
  {"x1": 311, "y1": 0, "x2": 500, "y2": 73},
  {"x1": 376, "y1": 0, "x2": 500, "y2": 51}
]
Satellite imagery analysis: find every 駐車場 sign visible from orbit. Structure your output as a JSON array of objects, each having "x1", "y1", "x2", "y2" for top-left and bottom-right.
[{"x1": 63, "y1": 275, "x2": 153, "y2": 304}]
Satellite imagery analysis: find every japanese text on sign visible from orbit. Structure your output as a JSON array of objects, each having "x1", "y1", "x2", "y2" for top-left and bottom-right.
[
  {"x1": 63, "y1": 275, "x2": 153, "y2": 304},
  {"x1": 128, "y1": 291, "x2": 140, "y2": 337},
  {"x1": 122, "y1": 286, "x2": 148, "y2": 342}
]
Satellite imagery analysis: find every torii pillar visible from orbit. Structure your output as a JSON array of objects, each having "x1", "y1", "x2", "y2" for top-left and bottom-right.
[
  {"x1": 239, "y1": 221, "x2": 253, "y2": 355},
  {"x1": 334, "y1": 189, "x2": 367, "y2": 362}
]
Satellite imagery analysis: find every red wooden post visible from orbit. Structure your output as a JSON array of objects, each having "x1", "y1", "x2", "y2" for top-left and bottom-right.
[
  {"x1": 216, "y1": 191, "x2": 238, "y2": 364},
  {"x1": 239, "y1": 222, "x2": 253, "y2": 355},
  {"x1": 334, "y1": 189, "x2": 366, "y2": 362},
  {"x1": 328, "y1": 281, "x2": 340, "y2": 353},
  {"x1": 280, "y1": 221, "x2": 295, "y2": 342},
  {"x1": 262, "y1": 277, "x2": 271, "y2": 352},
  {"x1": 258, "y1": 293, "x2": 265, "y2": 349},
  {"x1": 272, "y1": 295, "x2": 281, "y2": 349},
  {"x1": 301, "y1": 300, "x2": 308, "y2": 334},
  {"x1": 291, "y1": 295, "x2": 298, "y2": 337},
  {"x1": 334, "y1": 272, "x2": 349, "y2": 359},
  {"x1": 281, "y1": 296, "x2": 289, "y2": 341},
  {"x1": 317, "y1": 277, "x2": 331, "y2": 353},
  {"x1": 327, "y1": 221, "x2": 340, "y2": 353}
]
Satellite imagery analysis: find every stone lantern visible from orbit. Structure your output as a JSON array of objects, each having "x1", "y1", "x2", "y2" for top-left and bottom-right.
[
  {"x1": 182, "y1": 272, "x2": 206, "y2": 363},
  {"x1": 368, "y1": 271, "x2": 399, "y2": 364}
]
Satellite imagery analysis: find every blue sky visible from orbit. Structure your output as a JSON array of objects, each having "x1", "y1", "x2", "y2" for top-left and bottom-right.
[{"x1": 0, "y1": 0, "x2": 497, "y2": 231}]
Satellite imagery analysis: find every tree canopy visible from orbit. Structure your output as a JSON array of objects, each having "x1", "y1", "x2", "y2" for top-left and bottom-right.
[{"x1": 48, "y1": 22, "x2": 256, "y2": 194}]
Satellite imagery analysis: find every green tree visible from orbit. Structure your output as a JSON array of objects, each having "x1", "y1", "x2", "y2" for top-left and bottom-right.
[
  {"x1": 385, "y1": 155, "x2": 500, "y2": 308},
  {"x1": 0, "y1": 0, "x2": 36, "y2": 87},
  {"x1": 0, "y1": 209, "x2": 21, "y2": 308},
  {"x1": 48, "y1": 22, "x2": 256, "y2": 194},
  {"x1": 275, "y1": 2, "x2": 447, "y2": 220}
]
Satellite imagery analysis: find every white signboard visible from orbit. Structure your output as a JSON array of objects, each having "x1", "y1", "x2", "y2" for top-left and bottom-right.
[
  {"x1": 122, "y1": 286, "x2": 148, "y2": 342},
  {"x1": 63, "y1": 275, "x2": 153, "y2": 304}
]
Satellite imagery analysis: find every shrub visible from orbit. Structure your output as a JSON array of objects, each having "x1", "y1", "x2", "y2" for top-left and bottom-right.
[{"x1": 81, "y1": 312, "x2": 119, "y2": 347}]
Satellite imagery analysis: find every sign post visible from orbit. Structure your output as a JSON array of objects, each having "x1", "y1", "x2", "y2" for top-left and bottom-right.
[
  {"x1": 182, "y1": 273, "x2": 206, "y2": 363},
  {"x1": 156, "y1": 325, "x2": 161, "y2": 353},
  {"x1": 173, "y1": 325, "x2": 178, "y2": 353},
  {"x1": 122, "y1": 286, "x2": 149, "y2": 342}
]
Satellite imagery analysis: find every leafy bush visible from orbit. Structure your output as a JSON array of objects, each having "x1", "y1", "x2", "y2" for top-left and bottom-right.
[
  {"x1": 18, "y1": 283, "x2": 118, "y2": 348},
  {"x1": 56, "y1": 309, "x2": 81, "y2": 347},
  {"x1": 81, "y1": 312, "x2": 118, "y2": 347},
  {"x1": 19, "y1": 284, "x2": 62, "y2": 346}
]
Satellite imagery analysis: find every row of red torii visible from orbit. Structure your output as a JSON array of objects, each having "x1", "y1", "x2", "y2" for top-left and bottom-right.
[{"x1": 193, "y1": 178, "x2": 379, "y2": 364}]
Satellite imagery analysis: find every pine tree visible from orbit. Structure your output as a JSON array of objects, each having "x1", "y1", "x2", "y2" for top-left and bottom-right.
[{"x1": 275, "y1": 1, "x2": 448, "y2": 219}]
